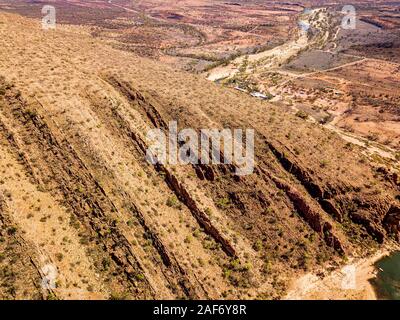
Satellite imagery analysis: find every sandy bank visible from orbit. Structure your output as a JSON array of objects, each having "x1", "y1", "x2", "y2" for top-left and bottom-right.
[{"x1": 284, "y1": 245, "x2": 399, "y2": 300}]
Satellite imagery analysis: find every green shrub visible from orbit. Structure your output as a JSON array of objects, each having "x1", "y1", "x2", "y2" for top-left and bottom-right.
[
  {"x1": 216, "y1": 197, "x2": 230, "y2": 209},
  {"x1": 166, "y1": 196, "x2": 182, "y2": 209}
]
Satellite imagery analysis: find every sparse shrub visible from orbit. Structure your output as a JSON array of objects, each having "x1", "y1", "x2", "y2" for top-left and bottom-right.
[
  {"x1": 215, "y1": 197, "x2": 230, "y2": 209},
  {"x1": 46, "y1": 293, "x2": 58, "y2": 300},
  {"x1": 7, "y1": 227, "x2": 17, "y2": 235},
  {"x1": 101, "y1": 257, "x2": 111, "y2": 270},
  {"x1": 253, "y1": 240, "x2": 263, "y2": 252},
  {"x1": 55, "y1": 253, "x2": 64, "y2": 262},
  {"x1": 24, "y1": 108, "x2": 37, "y2": 118},
  {"x1": 135, "y1": 273, "x2": 145, "y2": 281},
  {"x1": 295, "y1": 110, "x2": 309, "y2": 119},
  {"x1": 262, "y1": 258, "x2": 271, "y2": 274},
  {"x1": 184, "y1": 235, "x2": 192, "y2": 244},
  {"x1": 109, "y1": 291, "x2": 127, "y2": 300},
  {"x1": 166, "y1": 196, "x2": 182, "y2": 209},
  {"x1": 192, "y1": 229, "x2": 200, "y2": 238},
  {"x1": 320, "y1": 159, "x2": 328, "y2": 168}
]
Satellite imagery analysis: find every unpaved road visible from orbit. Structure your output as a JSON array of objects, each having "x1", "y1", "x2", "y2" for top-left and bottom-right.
[{"x1": 279, "y1": 57, "x2": 367, "y2": 86}]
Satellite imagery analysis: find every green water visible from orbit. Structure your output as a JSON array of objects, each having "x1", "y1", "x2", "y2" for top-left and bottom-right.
[{"x1": 371, "y1": 251, "x2": 400, "y2": 300}]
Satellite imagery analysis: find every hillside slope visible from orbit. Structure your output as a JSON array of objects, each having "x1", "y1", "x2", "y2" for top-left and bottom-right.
[{"x1": 0, "y1": 12, "x2": 399, "y2": 300}]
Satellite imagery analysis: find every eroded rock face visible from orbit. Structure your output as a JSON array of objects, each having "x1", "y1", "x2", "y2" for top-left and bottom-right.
[
  {"x1": 264, "y1": 138, "x2": 399, "y2": 246},
  {"x1": 272, "y1": 176, "x2": 345, "y2": 254},
  {"x1": 320, "y1": 199, "x2": 343, "y2": 222},
  {"x1": 384, "y1": 205, "x2": 400, "y2": 241}
]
